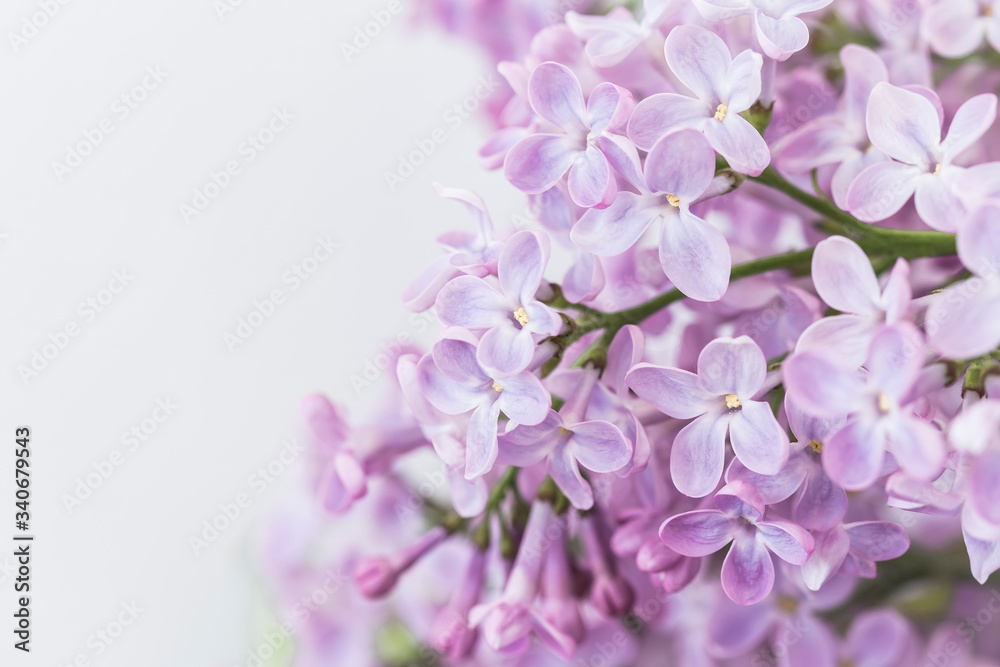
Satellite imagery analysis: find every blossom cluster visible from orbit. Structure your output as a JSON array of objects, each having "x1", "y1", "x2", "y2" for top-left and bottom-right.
[{"x1": 264, "y1": 1, "x2": 1000, "y2": 665}]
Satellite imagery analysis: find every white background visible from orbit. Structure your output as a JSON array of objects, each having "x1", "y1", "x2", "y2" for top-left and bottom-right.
[{"x1": 0, "y1": 0, "x2": 520, "y2": 663}]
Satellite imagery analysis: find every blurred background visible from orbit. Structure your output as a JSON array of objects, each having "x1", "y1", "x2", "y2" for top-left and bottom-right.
[{"x1": 0, "y1": 0, "x2": 529, "y2": 663}]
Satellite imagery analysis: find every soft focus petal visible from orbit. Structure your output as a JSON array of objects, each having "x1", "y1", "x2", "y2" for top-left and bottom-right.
[
  {"x1": 942, "y1": 93, "x2": 998, "y2": 163},
  {"x1": 549, "y1": 442, "x2": 594, "y2": 509},
  {"x1": 645, "y1": 128, "x2": 716, "y2": 201},
  {"x1": 823, "y1": 418, "x2": 885, "y2": 490},
  {"x1": 571, "y1": 420, "x2": 632, "y2": 473},
  {"x1": 783, "y1": 351, "x2": 865, "y2": 417},
  {"x1": 754, "y1": 13, "x2": 809, "y2": 61},
  {"x1": 628, "y1": 93, "x2": 710, "y2": 150}
]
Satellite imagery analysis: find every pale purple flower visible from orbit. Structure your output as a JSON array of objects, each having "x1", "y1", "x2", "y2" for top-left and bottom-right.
[
  {"x1": 926, "y1": 202, "x2": 1000, "y2": 358},
  {"x1": 353, "y1": 526, "x2": 450, "y2": 599},
  {"x1": 538, "y1": 538, "x2": 585, "y2": 645},
  {"x1": 784, "y1": 324, "x2": 945, "y2": 490},
  {"x1": 580, "y1": 512, "x2": 636, "y2": 616},
  {"x1": 302, "y1": 394, "x2": 368, "y2": 514},
  {"x1": 837, "y1": 609, "x2": 915, "y2": 667},
  {"x1": 571, "y1": 127, "x2": 734, "y2": 302},
  {"x1": 628, "y1": 25, "x2": 770, "y2": 175},
  {"x1": 430, "y1": 547, "x2": 486, "y2": 660},
  {"x1": 417, "y1": 328, "x2": 550, "y2": 479},
  {"x1": 503, "y1": 61, "x2": 641, "y2": 208},
  {"x1": 950, "y1": 399, "x2": 1000, "y2": 528},
  {"x1": 693, "y1": 0, "x2": 835, "y2": 61},
  {"x1": 659, "y1": 481, "x2": 815, "y2": 605},
  {"x1": 499, "y1": 367, "x2": 632, "y2": 509},
  {"x1": 774, "y1": 44, "x2": 889, "y2": 208},
  {"x1": 627, "y1": 335, "x2": 790, "y2": 498},
  {"x1": 565, "y1": 0, "x2": 684, "y2": 68},
  {"x1": 922, "y1": 0, "x2": 1000, "y2": 58},
  {"x1": 435, "y1": 230, "x2": 561, "y2": 376},
  {"x1": 796, "y1": 235, "x2": 912, "y2": 368},
  {"x1": 846, "y1": 82, "x2": 998, "y2": 231},
  {"x1": 403, "y1": 185, "x2": 503, "y2": 312},
  {"x1": 802, "y1": 520, "x2": 909, "y2": 590},
  {"x1": 469, "y1": 501, "x2": 577, "y2": 658}
]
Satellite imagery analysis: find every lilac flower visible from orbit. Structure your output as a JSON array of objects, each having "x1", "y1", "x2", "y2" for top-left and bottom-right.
[
  {"x1": 926, "y1": 202, "x2": 1000, "y2": 358},
  {"x1": 837, "y1": 609, "x2": 915, "y2": 667},
  {"x1": 950, "y1": 399, "x2": 1000, "y2": 528},
  {"x1": 469, "y1": 501, "x2": 577, "y2": 658},
  {"x1": 499, "y1": 367, "x2": 632, "y2": 509},
  {"x1": 580, "y1": 512, "x2": 636, "y2": 616},
  {"x1": 659, "y1": 481, "x2": 814, "y2": 604},
  {"x1": 801, "y1": 520, "x2": 909, "y2": 591},
  {"x1": 571, "y1": 127, "x2": 734, "y2": 302},
  {"x1": 403, "y1": 185, "x2": 503, "y2": 312},
  {"x1": 922, "y1": 0, "x2": 1000, "y2": 58},
  {"x1": 353, "y1": 526, "x2": 451, "y2": 599},
  {"x1": 430, "y1": 547, "x2": 486, "y2": 660},
  {"x1": 627, "y1": 335, "x2": 790, "y2": 497},
  {"x1": 565, "y1": 0, "x2": 684, "y2": 68},
  {"x1": 796, "y1": 235, "x2": 912, "y2": 368},
  {"x1": 503, "y1": 61, "x2": 641, "y2": 208},
  {"x1": 774, "y1": 45, "x2": 889, "y2": 208},
  {"x1": 417, "y1": 328, "x2": 550, "y2": 479},
  {"x1": 435, "y1": 230, "x2": 561, "y2": 376},
  {"x1": 302, "y1": 394, "x2": 368, "y2": 514},
  {"x1": 692, "y1": 0, "x2": 834, "y2": 61},
  {"x1": 784, "y1": 324, "x2": 945, "y2": 490},
  {"x1": 846, "y1": 82, "x2": 998, "y2": 231},
  {"x1": 628, "y1": 25, "x2": 770, "y2": 175}
]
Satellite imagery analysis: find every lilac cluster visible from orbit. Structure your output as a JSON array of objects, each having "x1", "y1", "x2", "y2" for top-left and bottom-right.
[{"x1": 267, "y1": 1, "x2": 1000, "y2": 665}]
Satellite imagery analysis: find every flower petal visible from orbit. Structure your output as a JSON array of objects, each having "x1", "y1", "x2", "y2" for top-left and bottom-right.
[
  {"x1": 528, "y1": 62, "x2": 588, "y2": 133},
  {"x1": 846, "y1": 159, "x2": 920, "y2": 222},
  {"x1": 659, "y1": 209, "x2": 731, "y2": 302},
  {"x1": 703, "y1": 114, "x2": 771, "y2": 176},
  {"x1": 721, "y1": 534, "x2": 775, "y2": 605},
  {"x1": 729, "y1": 400, "x2": 790, "y2": 476},
  {"x1": 645, "y1": 128, "x2": 716, "y2": 201},
  {"x1": 497, "y1": 372, "x2": 551, "y2": 425},
  {"x1": 942, "y1": 93, "x2": 998, "y2": 163},
  {"x1": 571, "y1": 192, "x2": 660, "y2": 256},
  {"x1": 754, "y1": 13, "x2": 809, "y2": 61},
  {"x1": 628, "y1": 93, "x2": 709, "y2": 150},
  {"x1": 549, "y1": 442, "x2": 594, "y2": 509},
  {"x1": 626, "y1": 364, "x2": 716, "y2": 419},
  {"x1": 811, "y1": 236, "x2": 882, "y2": 316},
  {"x1": 466, "y1": 400, "x2": 502, "y2": 479},
  {"x1": 568, "y1": 143, "x2": 615, "y2": 208},
  {"x1": 477, "y1": 325, "x2": 535, "y2": 377},
  {"x1": 659, "y1": 509, "x2": 735, "y2": 557},
  {"x1": 865, "y1": 82, "x2": 940, "y2": 166},
  {"x1": 822, "y1": 418, "x2": 885, "y2": 490},
  {"x1": 782, "y1": 351, "x2": 864, "y2": 417},
  {"x1": 500, "y1": 230, "x2": 549, "y2": 305},
  {"x1": 756, "y1": 520, "x2": 814, "y2": 565},
  {"x1": 570, "y1": 420, "x2": 632, "y2": 473},
  {"x1": 504, "y1": 134, "x2": 580, "y2": 194},
  {"x1": 436, "y1": 275, "x2": 511, "y2": 329},
  {"x1": 664, "y1": 25, "x2": 731, "y2": 102},
  {"x1": 697, "y1": 335, "x2": 767, "y2": 397},
  {"x1": 670, "y1": 413, "x2": 729, "y2": 497}
]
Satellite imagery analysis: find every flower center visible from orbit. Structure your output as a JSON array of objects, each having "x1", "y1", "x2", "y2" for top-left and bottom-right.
[
  {"x1": 513, "y1": 307, "x2": 529, "y2": 326},
  {"x1": 984, "y1": 4, "x2": 993, "y2": 17},
  {"x1": 877, "y1": 392, "x2": 891, "y2": 414},
  {"x1": 558, "y1": 427, "x2": 570, "y2": 435},
  {"x1": 808, "y1": 439, "x2": 823, "y2": 453},
  {"x1": 492, "y1": 381, "x2": 504, "y2": 392},
  {"x1": 714, "y1": 103, "x2": 728, "y2": 121},
  {"x1": 933, "y1": 163, "x2": 942, "y2": 174},
  {"x1": 777, "y1": 595, "x2": 799, "y2": 614},
  {"x1": 666, "y1": 194, "x2": 681, "y2": 207},
  {"x1": 725, "y1": 393, "x2": 742, "y2": 411}
]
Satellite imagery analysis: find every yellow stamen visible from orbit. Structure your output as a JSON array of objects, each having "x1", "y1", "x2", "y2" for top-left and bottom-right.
[
  {"x1": 666, "y1": 194, "x2": 680, "y2": 207},
  {"x1": 877, "y1": 392, "x2": 891, "y2": 414},
  {"x1": 933, "y1": 163, "x2": 942, "y2": 174},
  {"x1": 513, "y1": 307, "x2": 529, "y2": 326},
  {"x1": 808, "y1": 439, "x2": 823, "y2": 454},
  {"x1": 558, "y1": 427, "x2": 570, "y2": 435},
  {"x1": 714, "y1": 103, "x2": 728, "y2": 121},
  {"x1": 492, "y1": 381, "x2": 503, "y2": 392},
  {"x1": 725, "y1": 393, "x2": 742, "y2": 410},
  {"x1": 777, "y1": 595, "x2": 799, "y2": 614},
  {"x1": 985, "y1": 5, "x2": 993, "y2": 17}
]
